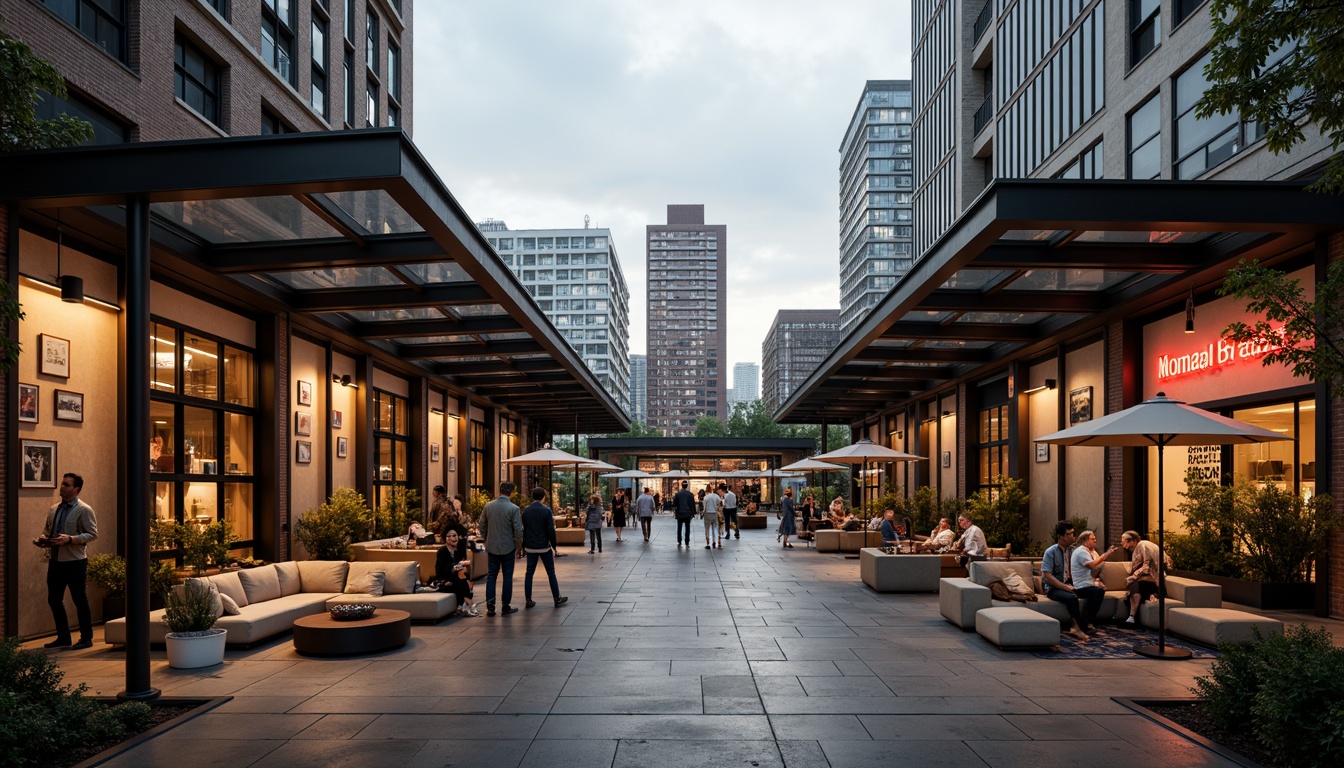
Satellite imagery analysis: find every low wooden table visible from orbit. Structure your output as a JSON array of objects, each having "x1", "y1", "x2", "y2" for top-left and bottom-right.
[{"x1": 292, "y1": 609, "x2": 411, "y2": 656}]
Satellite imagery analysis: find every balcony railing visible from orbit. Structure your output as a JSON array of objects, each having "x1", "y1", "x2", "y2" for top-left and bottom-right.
[
  {"x1": 973, "y1": 0, "x2": 993, "y2": 45},
  {"x1": 973, "y1": 91, "x2": 994, "y2": 136}
]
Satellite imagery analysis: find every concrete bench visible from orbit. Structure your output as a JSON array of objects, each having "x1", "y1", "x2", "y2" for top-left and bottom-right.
[
  {"x1": 975, "y1": 607, "x2": 1060, "y2": 649},
  {"x1": 814, "y1": 529, "x2": 842, "y2": 551},
  {"x1": 860, "y1": 549, "x2": 941, "y2": 592},
  {"x1": 1167, "y1": 607, "x2": 1285, "y2": 646},
  {"x1": 555, "y1": 527, "x2": 588, "y2": 546}
]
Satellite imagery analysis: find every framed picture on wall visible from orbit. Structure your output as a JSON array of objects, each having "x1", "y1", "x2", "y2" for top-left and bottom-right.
[
  {"x1": 18, "y1": 383, "x2": 39, "y2": 423},
  {"x1": 941, "y1": 451, "x2": 951, "y2": 468},
  {"x1": 297, "y1": 380, "x2": 313, "y2": 406},
  {"x1": 430, "y1": 443, "x2": 440, "y2": 462},
  {"x1": 1035, "y1": 442, "x2": 1050, "y2": 463},
  {"x1": 1069, "y1": 385, "x2": 1094, "y2": 425},
  {"x1": 21, "y1": 439, "x2": 57, "y2": 488},
  {"x1": 331, "y1": 410, "x2": 343, "y2": 429},
  {"x1": 447, "y1": 435, "x2": 454, "y2": 448},
  {"x1": 295, "y1": 411, "x2": 312, "y2": 436},
  {"x1": 447, "y1": 456, "x2": 457, "y2": 472},
  {"x1": 54, "y1": 390, "x2": 83, "y2": 422},
  {"x1": 296, "y1": 440, "x2": 312, "y2": 464},
  {"x1": 39, "y1": 334, "x2": 70, "y2": 378},
  {"x1": 337, "y1": 436, "x2": 348, "y2": 458}
]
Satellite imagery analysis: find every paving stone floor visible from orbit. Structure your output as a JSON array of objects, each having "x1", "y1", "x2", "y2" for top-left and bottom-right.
[{"x1": 40, "y1": 520, "x2": 1293, "y2": 767}]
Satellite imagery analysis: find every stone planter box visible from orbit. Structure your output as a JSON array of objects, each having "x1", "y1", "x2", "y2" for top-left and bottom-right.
[{"x1": 1170, "y1": 569, "x2": 1316, "y2": 610}]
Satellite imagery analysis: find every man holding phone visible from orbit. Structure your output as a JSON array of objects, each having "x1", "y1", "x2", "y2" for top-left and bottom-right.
[{"x1": 34, "y1": 473, "x2": 98, "y2": 649}]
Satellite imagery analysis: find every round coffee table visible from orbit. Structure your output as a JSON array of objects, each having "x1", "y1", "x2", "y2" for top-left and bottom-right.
[{"x1": 292, "y1": 609, "x2": 411, "y2": 656}]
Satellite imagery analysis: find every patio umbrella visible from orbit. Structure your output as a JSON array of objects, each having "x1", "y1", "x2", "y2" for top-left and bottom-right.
[
  {"x1": 1036, "y1": 392, "x2": 1290, "y2": 659},
  {"x1": 599, "y1": 469, "x2": 654, "y2": 479},
  {"x1": 569, "y1": 460, "x2": 620, "y2": 502},
  {"x1": 814, "y1": 439, "x2": 926, "y2": 517},
  {"x1": 502, "y1": 444, "x2": 591, "y2": 511}
]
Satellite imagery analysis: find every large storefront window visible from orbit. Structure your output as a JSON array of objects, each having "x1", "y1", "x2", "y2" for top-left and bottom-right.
[
  {"x1": 1232, "y1": 399, "x2": 1316, "y2": 498},
  {"x1": 469, "y1": 418, "x2": 487, "y2": 491},
  {"x1": 373, "y1": 389, "x2": 409, "y2": 511},
  {"x1": 978, "y1": 404, "x2": 1009, "y2": 491},
  {"x1": 150, "y1": 320, "x2": 257, "y2": 556}
]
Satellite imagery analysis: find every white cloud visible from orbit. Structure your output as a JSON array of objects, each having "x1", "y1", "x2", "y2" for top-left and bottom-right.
[{"x1": 413, "y1": 0, "x2": 912, "y2": 385}]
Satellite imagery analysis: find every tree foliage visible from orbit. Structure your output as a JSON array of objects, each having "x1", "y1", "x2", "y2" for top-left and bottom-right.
[
  {"x1": 0, "y1": 18, "x2": 95, "y2": 152},
  {"x1": 1196, "y1": 0, "x2": 1344, "y2": 192},
  {"x1": 1218, "y1": 258, "x2": 1344, "y2": 395}
]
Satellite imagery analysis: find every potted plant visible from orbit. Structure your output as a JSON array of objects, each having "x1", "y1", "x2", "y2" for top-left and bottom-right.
[
  {"x1": 86, "y1": 553, "x2": 127, "y2": 620},
  {"x1": 161, "y1": 579, "x2": 225, "y2": 669},
  {"x1": 295, "y1": 487, "x2": 373, "y2": 560}
]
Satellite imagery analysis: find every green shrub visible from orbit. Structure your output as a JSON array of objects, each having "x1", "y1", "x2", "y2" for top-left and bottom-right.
[
  {"x1": 151, "y1": 519, "x2": 235, "y2": 574},
  {"x1": 1232, "y1": 481, "x2": 1338, "y2": 583},
  {"x1": 968, "y1": 476, "x2": 1030, "y2": 554},
  {"x1": 83, "y1": 701, "x2": 151, "y2": 743},
  {"x1": 374, "y1": 486, "x2": 423, "y2": 539},
  {"x1": 462, "y1": 489, "x2": 492, "y2": 526},
  {"x1": 86, "y1": 554, "x2": 127, "y2": 598},
  {"x1": 162, "y1": 579, "x2": 219, "y2": 634},
  {"x1": 295, "y1": 487, "x2": 373, "y2": 560},
  {"x1": 1194, "y1": 625, "x2": 1344, "y2": 768},
  {"x1": 0, "y1": 637, "x2": 95, "y2": 766}
]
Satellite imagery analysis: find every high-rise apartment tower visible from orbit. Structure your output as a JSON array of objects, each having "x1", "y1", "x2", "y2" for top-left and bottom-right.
[
  {"x1": 646, "y1": 205, "x2": 727, "y2": 436},
  {"x1": 762, "y1": 309, "x2": 842, "y2": 414}
]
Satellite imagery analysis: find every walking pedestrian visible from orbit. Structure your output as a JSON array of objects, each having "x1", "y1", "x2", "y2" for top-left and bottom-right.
[
  {"x1": 779, "y1": 487, "x2": 797, "y2": 549},
  {"x1": 521, "y1": 487, "x2": 568, "y2": 609},
  {"x1": 611, "y1": 488, "x2": 628, "y2": 542},
  {"x1": 722, "y1": 483, "x2": 739, "y2": 540},
  {"x1": 702, "y1": 484, "x2": 723, "y2": 549},
  {"x1": 478, "y1": 482, "x2": 523, "y2": 616},
  {"x1": 585, "y1": 493, "x2": 605, "y2": 554},
  {"x1": 672, "y1": 480, "x2": 696, "y2": 547},
  {"x1": 636, "y1": 486, "x2": 656, "y2": 542}
]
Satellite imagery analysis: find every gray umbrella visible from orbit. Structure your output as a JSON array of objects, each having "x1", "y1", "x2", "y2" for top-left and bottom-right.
[
  {"x1": 1036, "y1": 392, "x2": 1290, "y2": 659},
  {"x1": 814, "y1": 439, "x2": 926, "y2": 517}
]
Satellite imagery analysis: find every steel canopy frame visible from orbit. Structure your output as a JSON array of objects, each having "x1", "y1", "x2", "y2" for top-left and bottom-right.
[{"x1": 775, "y1": 178, "x2": 1344, "y2": 424}]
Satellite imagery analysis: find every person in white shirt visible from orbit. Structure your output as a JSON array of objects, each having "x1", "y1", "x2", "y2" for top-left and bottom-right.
[
  {"x1": 701, "y1": 485, "x2": 724, "y2": 549},
  {"x1": 1070, "y1": 530, "x2": 1119, "y2": 633},
  {"x1": 721, "y1": 485, "x2": 739, "y2": 539},
  {"x1": 918, "y1": 517, "x2": 956, "y2": 552},
  {"x1": 953, "y1": 513, "x2": 987, "y2": 567}
]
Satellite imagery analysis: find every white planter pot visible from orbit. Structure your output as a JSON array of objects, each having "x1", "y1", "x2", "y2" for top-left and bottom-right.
[{"x1": 165, "y1": 629, "x2": 227, "y2": 669}]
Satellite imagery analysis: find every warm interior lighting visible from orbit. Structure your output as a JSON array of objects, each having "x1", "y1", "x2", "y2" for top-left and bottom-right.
[
  {"x1": 1022, "y1": 379, "x2": 1057, "y2": 395},
  {"x1": 150, "y1": 335, "x2": 176, "y2": 346},
  {"x1": 430, "y1": 407, "x2": 445, "y2": 415},
  {"x1": 332, "y1": 374, "x2": 356, "y2": 388},
  {"x1": 184, "y1": 343, "x2": 218, "y2": 359},
  {"x1": 1184, "y1": 287, "x2": 1196, "y2": 334},
  {"x1": 55, "y1": 224, "x2": 84, "y2": 304},
  {"x1": 941, "y1": 410, "x2": 952, "y2": 418},
  {"x1": 19, "y1": 274, "x2": 120, "y2": 311}
]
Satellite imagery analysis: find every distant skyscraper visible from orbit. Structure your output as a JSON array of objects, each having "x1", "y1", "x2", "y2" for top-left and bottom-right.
[
  {"x1": 646, "y1": 205, "x2": 727, "y2": 436},
  {"x1": 762, "y1": 309, "x2": 842, "y2": 414},
  {"x1": 839, "y1": 80, "x2": 915, "y2": 333},
  {"x1": 730, "y1": 362, "x2": 760, "y2": 409},
  {"x1": 629, "y1": 353, "x2": 648, "y2": 425},
  {"x1": 479, "y1": 220, "x2": 631, "y2": 412}
]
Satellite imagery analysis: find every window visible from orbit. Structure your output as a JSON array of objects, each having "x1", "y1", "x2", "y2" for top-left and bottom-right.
[
  {"x1": 40, "y1": 0, "x2": 127, "y2": 62},
  {"x1": 366, "y1": 80, "x2": 378, "y2": 127},
  {"x1": 373, "y1": 390, "x2": 409, "y2": 512},
  {"x1": 205, "y1": 0, "x2": 229, "y2": 17},
  {"x1": 469, "y1": 419, "x2": 487, "y2": 491},
  {"x1": 262, "y1": 0, "x2": 297, "y2": 85},
  {"x1": 1174, "y1": 0, "x2": 1206, "y2": 25},
  {"x1": 977, "y1": 404, "x2": 1009, "y2": 492},
  {"x1": 174, "y1": 36, "x2": 222, "y2": 127},
  {"x1": 149, "y1": 320, "x2": 257, "y2": 558},
  {"x1": 311, "y1": 14, "x2": 329, "y2": 118},
  {"x1": 344, "y1": 0, "x2": 355, "y2": 40},
  {"x1": 260, "y1": 108, "x2": 293, "y2": 134},
  {"x1": 1128, "y1": 95, "x2": 1161, "y2": 179},
  {"x1": 343, "y1": 50, "x2": 354, "y2": 127},
  {"x1": 366, "y1": 7, "x2": 379, "y2": 73},
  {"x1": 1130, "y1": 0, "x2": 1160, "y2": 67},
  {"x1": 1175, "y1": 51, "x2": 1256, "y2": 179},
  {"x1": 386, "y1": 39, "x2": 401, "y2": 126}
]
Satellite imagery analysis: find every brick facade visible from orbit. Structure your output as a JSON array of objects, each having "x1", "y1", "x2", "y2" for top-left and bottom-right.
[
  {"x1": 1329, "y1": 233, "x2": 1343, "y2": 619},
  {"x1": 1, "y1": 204, "x2": 9, "y2": 634}
]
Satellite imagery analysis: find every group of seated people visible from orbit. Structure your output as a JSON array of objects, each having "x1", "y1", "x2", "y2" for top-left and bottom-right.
[
  {"x1": 1041, "y1": 521, "x2": 1162, "y2": 642},
  {"x1": 877, "y1": 509, "x2": 967, "y2": 554}
]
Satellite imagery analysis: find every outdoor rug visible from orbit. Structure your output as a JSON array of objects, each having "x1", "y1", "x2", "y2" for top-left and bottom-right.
[{"x1": 1029, "y1": 625, "x2": 1216, "y2": 659}]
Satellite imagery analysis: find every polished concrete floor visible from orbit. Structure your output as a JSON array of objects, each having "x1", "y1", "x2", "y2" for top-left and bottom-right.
[{"x1": 43, "y1": 519, "x2": 1290, "y2": 767}]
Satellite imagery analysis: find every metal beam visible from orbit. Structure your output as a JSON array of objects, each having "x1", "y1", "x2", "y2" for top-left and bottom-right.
[
  {"x1": 399, "y1": 339, "x2": 543, "y2": 359},
  {"x1": 353, "y1": 316, "x2": 523, "y2": 339},
  {"x1": 457, "y1": 371, "x2": 573, "y2": 387},
  {"x1": 835, "y1": 363, "x2": 957, "y2": 380},
  {"x1": 853, "y1": 347, "x2": 995, "y2": 363},
  {"x1": 880, "y1": 322, "x2": 1038, "y2": 342},
  {"x1": 972, "y1": 243, "x2": 1204, "y2": 272},
  {"x1": 206, "y1": 233, "x2": 447, "y2": 273},
  {"x1": 435, "y1": 358, "x2": 563, "y2": 376},
  {"x1": 916, "y1": 289, "x2": 1105, "y2": 313},
  {"x1": 290, "y1": 282, "x2": 493, "y2": 311}
]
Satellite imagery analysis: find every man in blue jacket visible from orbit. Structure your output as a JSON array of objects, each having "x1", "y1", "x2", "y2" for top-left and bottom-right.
[
  {"x1": 672, "y1": 480, "x2": 697, "y2": 548},
  {"x1": 521, "y1": 487, "x2": 568, "y2": 609}
]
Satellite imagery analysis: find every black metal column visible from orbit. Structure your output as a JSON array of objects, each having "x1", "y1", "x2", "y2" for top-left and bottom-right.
[{"x1": 120, "y1": 197, "x2": 159, "y2": 701}]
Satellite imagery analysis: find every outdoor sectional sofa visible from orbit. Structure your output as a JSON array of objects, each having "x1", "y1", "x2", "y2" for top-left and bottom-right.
[
  {"x1": 939, "y1": 560, "x2": 1223, "y2": 632},
  {"x1": 104, "y1": 560, "x2": 458, "y2": 647}
]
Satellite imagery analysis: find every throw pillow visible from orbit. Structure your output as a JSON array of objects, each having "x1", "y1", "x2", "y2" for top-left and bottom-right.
[
  {"x1": 987, "y1": 580, "x2": 1013, "y2": 602},
  {"x1": 207, "y1": 571, "x2": 249, "y2": 608},
  {"x1": 219, "y1": 593, "x2": 241, "y2": 616},
  {"x1": 296, "y1": 560, "x2": 350, "y2": 593},
  {"x1": 344, "y1": 569, "x2": 386, "y2": 597},
  {"x1": 1000, "y1": 572, "x2": 1038, "y2": 601},
  {"x1": 379, "y1": 561, "x2": 420, "y2": 594}
]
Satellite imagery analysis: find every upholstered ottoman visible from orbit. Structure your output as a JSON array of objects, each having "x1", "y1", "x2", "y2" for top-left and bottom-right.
[
  {"x1": 1167, "y1": 608, "x2": 1284, "y2": 646},
  {"x1": 860, "y1": 549, "x2": 941, "y2": 592},
  {"x1": 737, "y1": 514, "x2": 768, "y2": 529},
  {"x1": 975, "y1": 607, "x2": 1060, "y2": 649},
  {"x1": 814, "y1": 529, "x2": 842, "y2": 552},
  {"x1": 555, "y1": 527, "x2": 587, "y2": 546}
]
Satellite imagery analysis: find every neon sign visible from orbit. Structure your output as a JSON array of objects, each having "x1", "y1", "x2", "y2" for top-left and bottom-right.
[{"x1": 1155, "y1": 331, "x2": 1287, "y2": 382}]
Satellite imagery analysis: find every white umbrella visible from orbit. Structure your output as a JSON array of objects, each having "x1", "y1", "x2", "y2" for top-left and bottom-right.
[
  {"x1": 781, "y1": 457, "x2": 850, "y2": 512},
  {"x1": 653, "y1": 469, "x2": 689, "y2": 478},
  {"x1": 600, "y1": 469, "x2": 654, "y2": 479},
  {"x1": 1037, "y1": 392, "x2": 1290, "y2": 659},
  {"x1": 814, "y1": 439, "x2": 926, "y2": 516},
  {"x1": 501, "y1": 444, "x2": 591, "y2": 511}
]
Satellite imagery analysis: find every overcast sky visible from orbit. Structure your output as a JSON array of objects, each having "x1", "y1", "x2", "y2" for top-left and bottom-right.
[{"x1": 414, "y1": 1, "x2": 913, "y2": 388}]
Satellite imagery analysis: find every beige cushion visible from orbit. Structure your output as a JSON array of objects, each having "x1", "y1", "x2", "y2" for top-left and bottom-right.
[
  {"x1": 968, "y1": 561, "x2": 1034, "y2": 588},
  {"x1": 207, "y1": 570, "x2": 249, "y2": 608},
  {"x1": 236, "y1": 565, "x2": 282, "y2": 604},
  {"x1": 344, "y1": 568, "x2": 386, "y2": 596},
  {"x1": 274, "y1": 561, "x2": 302, "y2": 596},
  {"x1": 378, "y1": 560, "x2": 420, "y2": 594},
  {"x1": 1168, "y1": 608, "x2": 1285, "y2": 646},
  {"x1": 297, "y1": 560, "x2": 350, "y2": 593},
  {"x1": 219, "y1": 593, "x2": 241, "y2": 615},
  {"x1": 976, "y1": 606, "x2": 1060, "y2": 648}
]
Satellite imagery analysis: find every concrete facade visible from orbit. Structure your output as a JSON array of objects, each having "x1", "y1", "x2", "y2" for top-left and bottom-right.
[{"x1": 762, "y1": 309, "x2": 841, "y2": 415}]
